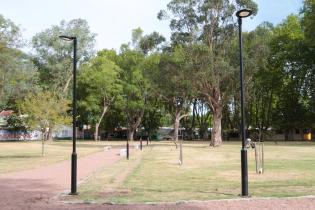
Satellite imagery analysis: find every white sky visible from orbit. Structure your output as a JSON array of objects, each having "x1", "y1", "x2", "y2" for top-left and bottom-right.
[{"x1": 0, "y1": 0, "x2": 303, "y2": 51}]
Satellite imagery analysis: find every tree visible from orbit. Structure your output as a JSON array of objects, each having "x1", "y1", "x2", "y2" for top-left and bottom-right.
[
  {"x1": 101, "y1": 29, "x2": 165, "y2": 141},
  {"x1": 301, "y1": 0, "x2": 315, "y2": 128},
  {"x1": 140, "y1": 97, "x2": 164, "y2": 139},
  {"x1": 77, "y1": 50, "x2": 122, "y2": 141},
  {"x1": 117, "y1": 48, "x2": 148, "y2": 141},
  {"x1": 18, "y1": 91, "x2": 70, "y2": 156},
  {"x1": 269, "y1": 15, "x2": 312, "y2": 140},
  {"x1": 0, "y1": 14, "x2": 23, "y2": 48},
  {"x1": 153, "y1": 48, "x2": 192, "y2": 143},
  {"x1": 159, "y1": 0, "x2": 258, "y2": 146},
  {"x1": 242, "y1": 23, "x2": 276, "y2": 140},
  {"x1": 0, "y1": 15, "x2": 39, "y2": 109},
  {"x1": 144, "y1": 48, "x2": 192, "y2": 164},
  {"x1": 302, "y1": 0, "x2": 315, "y2": 47},
  {"x1": 32, "y1": 19, "x2": 96, "y2": 97}
]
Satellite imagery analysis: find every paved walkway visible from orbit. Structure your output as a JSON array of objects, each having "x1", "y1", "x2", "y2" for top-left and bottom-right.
[{"x1": 0, "y1": 148, "x2": 122, "y2": 210}]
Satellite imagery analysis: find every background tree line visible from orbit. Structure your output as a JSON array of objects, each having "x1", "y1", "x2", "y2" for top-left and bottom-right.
[{"x1": 1, "y1": 0, "x2": 314, "y2": 145}]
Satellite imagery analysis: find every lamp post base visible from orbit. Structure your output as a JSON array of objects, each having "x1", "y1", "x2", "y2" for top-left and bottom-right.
[
  {"x1": 70, "y1": 152, "x2": 77, "y2": 195},
  {"x1": 241, "y1": 148, "x2": 249, "y2": 197}
]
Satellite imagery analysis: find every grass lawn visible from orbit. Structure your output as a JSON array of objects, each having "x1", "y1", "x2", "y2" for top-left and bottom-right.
[
  {"x1": 0, "y1": 140, "x2": 125, "y2": 173},
  {"x1": 75, "y1": 141, "x2": 315, "y2": 203}
]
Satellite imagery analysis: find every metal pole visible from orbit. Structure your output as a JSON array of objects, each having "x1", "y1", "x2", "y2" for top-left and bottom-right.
[
  {"x1": 239, "y1": 17, "x2": 248, "y2": 197},
  {"x1": 140, "y1": 137, "x2": 142, "y2": 150},
  {"x1": 70, "y1": 37, "x2": 77, "y2": 195}
]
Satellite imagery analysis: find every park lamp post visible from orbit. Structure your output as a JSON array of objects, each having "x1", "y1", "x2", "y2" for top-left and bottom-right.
[
  {"x1": 59, "y1": 35, "x2": 78, "y2": 195},
  {"x1": 236, "y1": 8, "x2": 252, "y2": 197}
]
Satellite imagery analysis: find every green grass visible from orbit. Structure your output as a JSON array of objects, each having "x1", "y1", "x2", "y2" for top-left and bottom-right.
[
  {"x1": 0, "y1": 140, "x2": 124, "y2": 173},
  {"x1": 75, "y1": 141, "x2": 315, "y2": 203}
]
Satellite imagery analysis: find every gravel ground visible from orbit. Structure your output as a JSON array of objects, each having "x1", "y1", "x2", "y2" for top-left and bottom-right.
[{"x1": 0, "y1": 148, "x2": 314, "y2": 210}]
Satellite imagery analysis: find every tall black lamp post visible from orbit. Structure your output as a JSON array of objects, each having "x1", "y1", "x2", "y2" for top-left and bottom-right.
[
  {"x1": 59, "y1": 35, "x2": 78, "y2": 195},
  {"x1": 236, "y1": 9, "x2": 252, "y2": 197}
]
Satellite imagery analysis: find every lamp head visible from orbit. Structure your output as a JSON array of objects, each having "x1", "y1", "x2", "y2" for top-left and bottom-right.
[
  {"x1": 59, "y1": 35, "x2": 76, "y2": 41},
  {"x1": 236, "y1": 9, "x2": 253, "y2": 18}
]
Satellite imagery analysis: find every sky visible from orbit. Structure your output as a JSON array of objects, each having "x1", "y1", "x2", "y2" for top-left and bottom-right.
[{"x1": 0, "y1": 0, "x2": 303, "y2": 52}]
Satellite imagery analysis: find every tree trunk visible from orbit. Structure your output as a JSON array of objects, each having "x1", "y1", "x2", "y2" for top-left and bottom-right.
[
  {"x1": 42, "y1": 131, "x2": 46, "y2": 157},
  {"x1": 210, "y1": 106, "x2": 222, "y2": 147},
  {"x1": 289, "y1": 129, "x2": 294, "y2": 140},
  {"x1": 173, "y1": 111, "x2": 188, "y2": 150},
  {"x1": 94, "y1": 103, "x2": 109, "y2": 141},
  {"x1": 204, "y1": 86, "x2": 223, "y2": 147},
  {"x1": 284, "y1": 129, "x2": 289, "y2": 141},
  {"x1": 94, "y1": 123, "x2": 100, "y2": 141},
  {"x1": 47, "y1": 125, "x2": 53, "y2": 141},
  {"x1": 189, "y1": 99, "x2": 197, "y2": 140},
  {"x1": 299, "y1": 128, "x2": 304, "y2": 140},
  {"x1": 258, "y1": 128, "x2": 263, "y2": 142},
  {"x1": 285, "y1": 129, "x2": 295, "y2": 141},
  {"x1": 42, "y1": 138, "x2": 45, "y2": 157},
  {"x1": 62, "y1": 75, "x2": 72, "y2": 95},
  {"x1": 128, "y1": 129, "x2": 135, "y2": 141},
  {"x1": 127, "y1": 110, "x2": 144, "y2": 141},
  {"x1": 173, "y1": 111, "x2": 180, "y2": 142}
]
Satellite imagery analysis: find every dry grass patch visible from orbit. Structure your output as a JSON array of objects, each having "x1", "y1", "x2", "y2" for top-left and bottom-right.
[
  {"x1": 0, "y1": 140, "x2": 127, "y2": 173},
  {"x1": 69, "y1": 141, "x2": 315, "y2": 203}
]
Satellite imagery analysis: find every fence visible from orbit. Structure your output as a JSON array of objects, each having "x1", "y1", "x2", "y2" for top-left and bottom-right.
[{"x1": 0, "y1": 129, "x2": 42, "y2": 141}]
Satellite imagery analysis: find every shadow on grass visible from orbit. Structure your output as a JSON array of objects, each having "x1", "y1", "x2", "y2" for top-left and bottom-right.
[{"x1": 0, "y1": 155, "x2": 42, "y2": 159}]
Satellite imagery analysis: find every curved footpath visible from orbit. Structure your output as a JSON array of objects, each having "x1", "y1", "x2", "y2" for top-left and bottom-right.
[{"x1": 0, "y1": 148, "x2": 315, "y2": 210}]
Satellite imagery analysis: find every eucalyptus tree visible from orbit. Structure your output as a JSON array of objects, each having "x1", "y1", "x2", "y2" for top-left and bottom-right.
[
  {"x1": 77, "y1": 50, "x2": 122, "y2": 141},
  {"x1": 143, "y1": 48, "x2": 192, "y2": 165},
  {"x1": 146, "y1": 47, "x2": 192, "y2": 143},
  {"x1": 159, "y1": 0, "x2": 258, "y2": 146},
  {"x1": 32, "y1": 19, "x2": 96, "y2": 97},
  {"x1": 0, "y1": 15, "x2": 39, "y2": 109}
]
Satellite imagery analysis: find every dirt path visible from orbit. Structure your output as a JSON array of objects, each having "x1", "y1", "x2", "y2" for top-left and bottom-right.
[
  {"x1": 1, "y1": 147, "x2": 315, "y2": 210},
  {"x1": 0, "y1": 148, "x2": 122, "y2": 210}
]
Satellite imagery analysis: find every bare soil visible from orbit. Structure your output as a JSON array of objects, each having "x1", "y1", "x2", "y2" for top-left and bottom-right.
[{"x1": 0, "y1": 148, "x2": 314, "y2": 210}]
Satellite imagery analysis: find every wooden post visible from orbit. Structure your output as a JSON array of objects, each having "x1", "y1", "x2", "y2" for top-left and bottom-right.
[
  {"x1": 262, "y1": 143, "x2": 264, "y2": 174},
  {"x1": 179, "y1": 139, "x2": 183, "y2": 165},
  {"x1": 255, "y1": 143, "x2": 258, "y2": 174}
]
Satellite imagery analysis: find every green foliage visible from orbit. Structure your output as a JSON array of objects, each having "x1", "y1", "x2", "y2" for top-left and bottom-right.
[
  {"x1": 241, "y1": 23, "x2": 277, "y2": 138},
  {"x1": 0, "y1": 15, "x2": 39, "y2": 109},
  {"x1": 117, "y1": 48, "x2": 148, "y2": 137},
  {"x1": 18, "y1": 91, "x2": 71, "y2": 131},
  {"x1": 269, "y1": 15, "x2": 313, "y2": 132},
  {"x1": 6, "y1": 114, "x2": 27, "y2": 132},
  {"x1": 0, "y1": 14, "x2": 23, "y2": 48},
  {"x1": 159, "y1": 0, "x2": 258, "y2": 145},
  {"x1": 77, "y1": 50, "x2": 122, "y2": 126},
  {"x1": 131, "y1": 27, "x2": 166, "y2": 54},
  {"x1": 302, "y1": 0, "x2": 315, "y2": 46},
  {"x1": 32, "y1": 19, "x2": 96, "y2": 96},
  {"x1": 151, "y1": 47, "x2": 193, "y2": 113}
]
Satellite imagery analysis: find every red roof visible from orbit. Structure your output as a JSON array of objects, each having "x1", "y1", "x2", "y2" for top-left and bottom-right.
[{"x1": 0, "y1": 110, "x2": 14, "y2": 117}]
